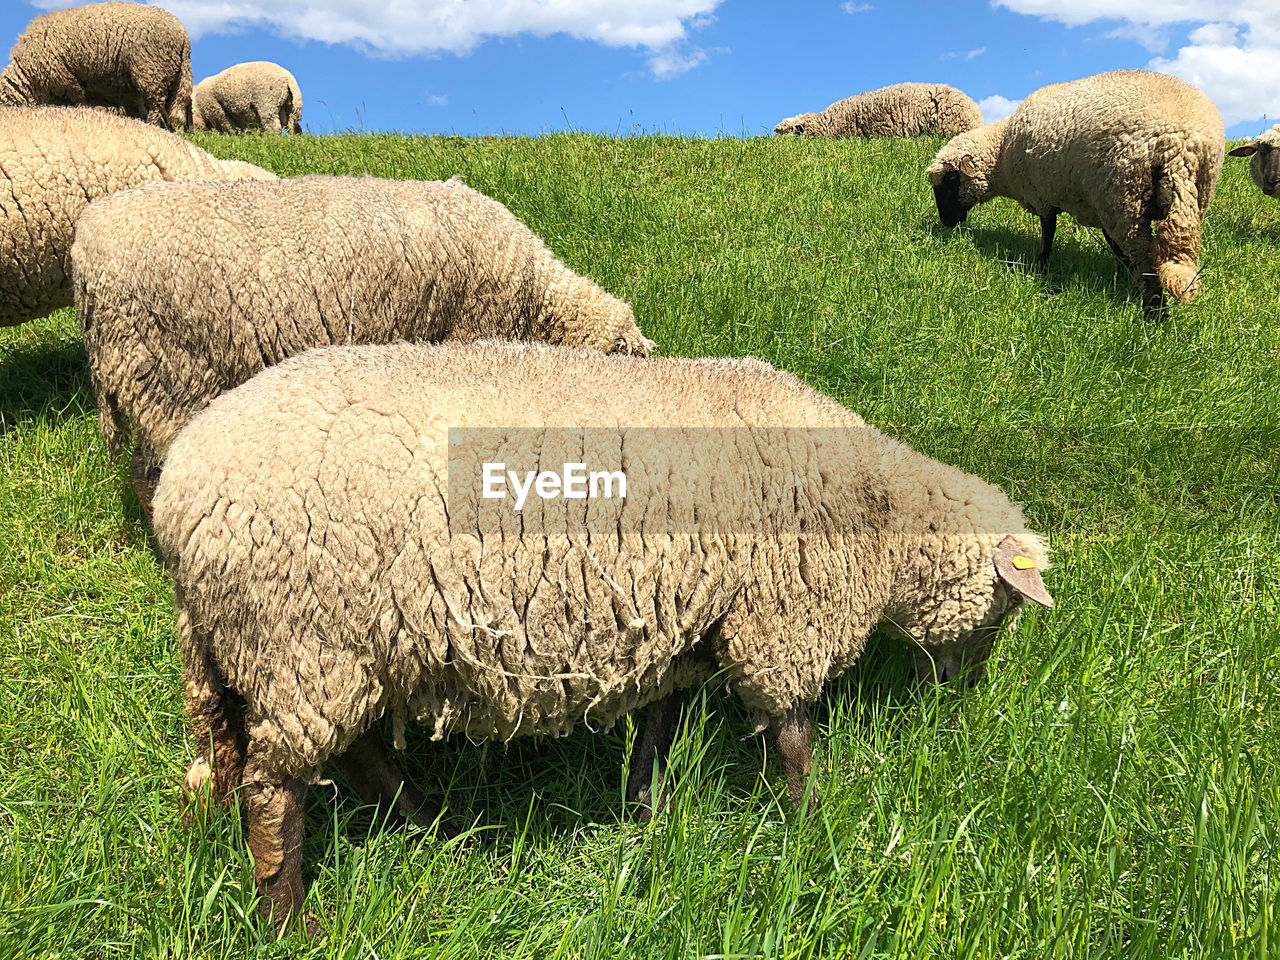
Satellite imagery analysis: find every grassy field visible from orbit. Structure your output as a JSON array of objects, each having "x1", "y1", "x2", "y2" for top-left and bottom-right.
[{"x1": 0, "y1": 131, "x2": 1277, "y2": 959}]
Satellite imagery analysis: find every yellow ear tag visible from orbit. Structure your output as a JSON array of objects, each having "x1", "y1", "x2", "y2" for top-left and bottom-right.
[{"x1": 1012, "y1": 555, "x2": 1036, "y2": 570}]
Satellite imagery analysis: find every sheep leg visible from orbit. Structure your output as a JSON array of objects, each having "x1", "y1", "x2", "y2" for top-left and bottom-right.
[
  {"x1": 626, "y1": 694, "x2": 679, "y2": 821},
  {"x1": 770, "y1": 705, "x2": 817, "y2": 813},
  {"x1": 1036, "y1": 212, "x2": 1058, "y2": 270},
  {"x1": 191, "y1": 690, "x2": 247, "y2": 809},
  {"x1": 245, "y1": 771, "x2": 311, "y2": 936},
  {"x1": 1102, "y1": 231, "x2": 1131, "y2": 271},
  {"x1": 130, "y1": 446, "x2": 161, "y2": 523},
  {"x1": 1118, "y1": 225, "x2": 1165, "y2": 319},
  {"x1": 333, "y1": 728, "x2": 437, "y2": 829}
]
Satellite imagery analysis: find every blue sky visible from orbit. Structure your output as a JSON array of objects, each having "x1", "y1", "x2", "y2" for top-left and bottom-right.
[{"x1": 6, "y1": 1, "x2": 1278, "y2": 138}]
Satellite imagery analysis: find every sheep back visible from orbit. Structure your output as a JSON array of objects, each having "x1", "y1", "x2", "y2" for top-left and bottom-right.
[
  {"x1": 0, "y1": 2, "x2": 192, "y2": 129},
  {"x1": 72, "y1": 175, "x2": 650, "y2": 462},
  {"x1": 0, "y1": 105, "x2": 273, "y2": 328}
]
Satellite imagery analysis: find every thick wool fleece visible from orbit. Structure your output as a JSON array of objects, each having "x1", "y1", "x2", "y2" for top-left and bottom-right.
[
  {"x1": 0, "y1": 2, "x2": 192, "y2": 129},
  {"x1": 928, "y1": 70, "x2": 1224, "y2": 302},
  {"x1": 153, "y1": 341, "x2": 1049, "y2": 785},
  {"x1": 193, "y1": 61, "x2": 302, "y2": 134},
  {"x1": 74, "y1": 175, "x2": 654, "y2": 468},
  {"x1": 0, "y1": 106, "x2": 274, "y2": 328},
  {"x1": 774, "y1": 83, "x2": 982, "y2": 138}
]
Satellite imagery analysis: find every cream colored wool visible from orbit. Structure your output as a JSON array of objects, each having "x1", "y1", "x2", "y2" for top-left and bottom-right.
[
  {"x1": 73, "y1": 175, "x2": 654, "y2": 474},
  {"x1": 1228, "y1": 125, "x2": 1280, "y2": 200},
  {"x1": 154, "y1": 340, "x2": 1050, "y2": 790},
  {"x1": 774, "y1": 83, "x2": 982, "y2": 138},
  {"x1": 193, "y1": 61, "x2": 302, "y2": 134},
  {"x1": 0, "y1": 2, "x2": 192, "y2": 129},
  {"x1": 0, "y1": 106, "x2": 274, "y2": 328},
  {"x1": 927, "y1": 70, "x2": 1224, "y2": 305}
]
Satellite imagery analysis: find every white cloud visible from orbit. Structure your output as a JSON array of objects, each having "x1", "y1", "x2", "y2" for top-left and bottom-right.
[
  {"x1": 649, "y1": 44, "x2": 708, "y2": 79},
  {"x1": 425, "y1": 94, "x2": 448, "y2": 106},
  {"x1": 1103, "y1": 22, "x2": 1169, "y2": 53},
  {"x1": 992, "y1": 1, "x2": 1280, "y2": 126},
  {"x1": 942, "y1": 47, "x2": 986, "y2": 60},
  {"x1": 978, "y1": 94, "x2": 1022, "y2": 122},
  {"x1": 31, "y1": 0, "x2": 725, "y2": 79},
  {"x1": 841, "y1": 2, "x2": 873, "y2": 13}
]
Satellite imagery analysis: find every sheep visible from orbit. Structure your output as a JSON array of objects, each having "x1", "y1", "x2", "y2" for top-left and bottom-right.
[
  {"x1": 0, "y1": 105, "x2": 274, "y2": 330},
  {"x1": 773, "y1": 83, "x2": 982, "y2": 138},
  {"x1": 153, "y1": 339, "x2": 1054, "y2": 932},
  {"x1": 926, "y1": 70, "x2": 1225, "y2": 316},
  {"x1": 73, "y1": 174, "x2": 654, "y2": 516},
  {"x1": 1227, "y1": 125, "x2": 1280, "y2": 200},
  {"x1": 193, "y1": 61, "x2": 302, "y2": 135},
  {"x1": 0, "y1": 2, "x2": 193, "y2": 129}
]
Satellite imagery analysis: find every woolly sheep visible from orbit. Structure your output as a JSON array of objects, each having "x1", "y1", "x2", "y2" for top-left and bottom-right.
[
  {"x1": 0, "y1": 105, "x2": 274, "y2": 329},
  {"x1": 73, "y1": 174, "x2": 654, "y2": 513},
  {"x1": 193, "y1": 61, "x2": 302, "y2": 134},
  {"x1": 1227, "y1": 125, "x2": 1280, "y2": 200},
  {"x1": 773, "y1": 83, "x2": 982, "y2": 138},
  {"x1": 154, "y1": 340, "x2": 1054, "y2": 931},
  {"x1": 927, "y1": 70, "x2": 1224, "y2": 316},
  {"x1": 0, "y1": 2, "x2": 192, "y2": 129}
]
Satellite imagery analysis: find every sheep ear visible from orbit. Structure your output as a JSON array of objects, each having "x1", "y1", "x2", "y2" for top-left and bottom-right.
[
  {"x1": 994, "y1": 536, "x2": 1054, "y2": 608},
  {"x1": 958, "y1": 154, "x2": 978, "y2": 177},
  {"x1": 1228, "y1": 141, "x2": 1260, "y2": 157}
]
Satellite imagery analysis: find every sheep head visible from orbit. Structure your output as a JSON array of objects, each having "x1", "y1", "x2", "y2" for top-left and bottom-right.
[
  {"x1": 1228, "y1": 126, "x2": 1280, "y2": 197},
  {"x1": 774, "y1": 112, "x2": 822, "y2": 136},
  {"x1": 927, "y1": 121, "x2": 1006, "y2": 226},
  {"x1": 889, "y1": 532, "x2": 1053, "y2": 687}
]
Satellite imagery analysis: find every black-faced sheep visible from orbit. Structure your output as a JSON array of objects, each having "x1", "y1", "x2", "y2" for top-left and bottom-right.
[
  {"x1": 0, "y1": 2, "x2": 193, "y2": 129},
  {"x1": 193, "y1": 61, "x2": 302, "y2": 134},
  {"x1": 72, "y1": 175, "x2": 654, "y2": 516},
  {"x1": 154, "y1": 340, "x2": 1054, "y2": 932},
  {"x1": 0, "y1": 106, "x2": 274, "y2": 329},
  {"x1": 927, "y1": 70, "x2": 1225, "y2": 316},
  {"x1": 774, "y1": 83, "x2": 982, "y2": 138}
]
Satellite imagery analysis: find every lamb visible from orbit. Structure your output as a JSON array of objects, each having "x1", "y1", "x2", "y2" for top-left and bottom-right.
[
  {"x1": 73, "y1": 174, "x2": 654, "y2": 514},
  {"x1": 0, "y1": 2, "x2": 193, "y2": 129},
  {"x1": 1227, "y1": 125, "x2": 1280, "y2": 200},
  {"x1": 153, "y1": 339, "x2": 1054, "y2": 932},
  {"x1": 773, "y1": 83, "x2": 982, "y2": 138},
  {"x1": 193, "y1": 61, "x2": 303, "y2": 134},
  {"x1": 926, "y1": 70, "x2": 1225, "y2": 316},
  {"x1": 0, "y1": 105, "x2": 275, "y2": 330}
]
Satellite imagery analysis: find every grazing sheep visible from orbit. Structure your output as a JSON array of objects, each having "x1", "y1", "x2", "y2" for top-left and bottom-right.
[
  {"x1": 73, "y1": 174, "x2": 654, "y2": 514},
  {"x1": 154, "y1": 340, "x2": 1054, "y2": 932},
  {"x1": 0, "y1": 2, "x2": 193, "y2": 129},
  {"x1": 193, "y1": 61, "x2": 302, "y2": 134},
  {"x1": 1227, "y1": 125, "x2": 1280, "y2": 200},
  {"x1": 773, "y1": 83, "x2": 982, "y2": 138},
  {"x1": 926, "y1": 70, "x2": 1224, "y2": 316},
  {"x1": 0, "y1": 106, "x2": 274, "y2": 329}
]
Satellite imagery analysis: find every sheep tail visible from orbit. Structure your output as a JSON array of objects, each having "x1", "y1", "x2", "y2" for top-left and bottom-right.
[
  {"x1": 1150, "y1": 152, "x2": 1206, "y2": 302},
  {"x1": 168, "y1": 39, "x2": 194, "y2": 132},
  {"x1": 178, "y1": 594, "x2": 245, "y2": 812}
]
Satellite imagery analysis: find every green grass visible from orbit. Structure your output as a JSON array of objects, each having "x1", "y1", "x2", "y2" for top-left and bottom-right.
[{"x1": 1, "y1": 132, "x2": 1277, "y2": 959}]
